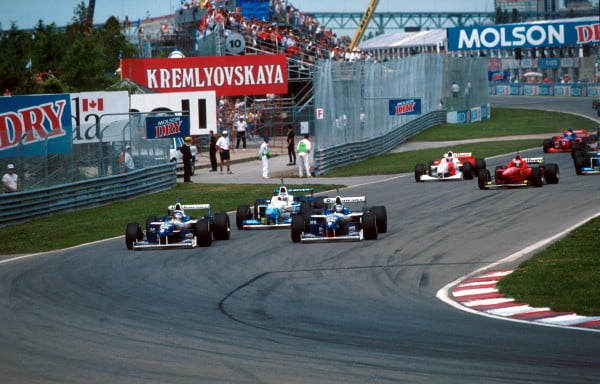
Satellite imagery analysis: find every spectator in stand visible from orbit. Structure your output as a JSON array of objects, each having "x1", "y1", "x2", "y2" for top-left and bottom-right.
[
  {"x1": 2, "y1": 163, "x2": 18, "y2": 193},
  {"x1": 123, "y1": 145, "x2": 135, "y2": 172}
]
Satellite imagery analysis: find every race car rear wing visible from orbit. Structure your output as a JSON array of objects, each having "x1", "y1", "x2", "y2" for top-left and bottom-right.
[
  {"x1": 523, "y1": 157, "x2": 545, "y2": 165},
  {"x1": 272, "y1": 187, "x2": 314, "y2": 195},
  {"x1": 168, "y1": 204, "x2": 211, "y2": 211},
  {"x1": 323, "y1": 196, "x2": 366, "y2": 204}
]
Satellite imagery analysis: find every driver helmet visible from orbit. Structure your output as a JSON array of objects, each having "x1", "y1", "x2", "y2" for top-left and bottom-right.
[
  {"x1": 172, "y1": 210, "x2": 184, "y2": 222},
  {"x1": 334, "y1": 204, "x2": 344, "y2": 213},
  {"x1": 447, "y1": 151, "x2": 453, "y2": 158},
  {"x1": 278, "y1": 186, "x2": 288, "y2": 200},
  {"x1": 513, "y1": 154, "x2": 522, "y2": 167}
]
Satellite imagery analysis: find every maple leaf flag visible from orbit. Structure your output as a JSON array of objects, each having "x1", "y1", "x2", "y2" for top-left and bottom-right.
[{"x1": 82, "y1": 98, "x2": 104, "y2": 112}]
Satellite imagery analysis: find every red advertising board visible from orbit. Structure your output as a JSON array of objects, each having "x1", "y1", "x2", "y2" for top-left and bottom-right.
[{"x1": 120, "y1": 54, "x2": 288, "y2": 96}]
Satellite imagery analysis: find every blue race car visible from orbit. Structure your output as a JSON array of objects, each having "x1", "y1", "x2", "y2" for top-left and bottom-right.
[
  {"x1": 573, "y1": 144, "x2": 600, "y2": 175},
  {"x1": 125, "y1": 202, "x2": 230, "y2": 250},
  {"x1": 291, "y1": 195, "x2": 387, "y2": 243},
  {"x1": 236, "y1": 183, "x2": 324, "y2": 230}
]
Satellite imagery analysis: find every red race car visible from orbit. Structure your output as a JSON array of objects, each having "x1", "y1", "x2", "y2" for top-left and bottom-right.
[
  {"x1": 478, "y1": 154, "x2": 560, "y2": 189},
  {"x1": 542, "y1": 129, "x2": 588, "y2": 153}
]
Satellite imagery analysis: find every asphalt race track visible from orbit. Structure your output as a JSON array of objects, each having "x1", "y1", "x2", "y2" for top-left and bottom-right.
[{"x1": 0, "y1": 97, "x2": 599, "y2": 383}]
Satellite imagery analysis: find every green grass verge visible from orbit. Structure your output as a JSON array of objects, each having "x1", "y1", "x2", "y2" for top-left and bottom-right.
[
  {"x1": 323, "y1": 140, "x2": 541, "y2": 176},
  {"x1": 0, "y1": 183, "x2": 340, "y2": 255},
  {"x1": 497, "y1": 216, "x2": 600, "y2": 316},
  {"x1": 409, "y1": 108, "x2": 598, "y2": 141}
]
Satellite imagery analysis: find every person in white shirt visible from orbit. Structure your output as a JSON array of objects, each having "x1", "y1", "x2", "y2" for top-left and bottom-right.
[
  {"x1": 216, "y1": 130, "x2": 232, "y2": 174},
  {"x1": 123, "y1": 145, "x2": 135, "y2": 172},
  {"x1": 2, "y1": 163, "x2": 18, "y2": 192},
  {"x1": 234, "y1": 116, "x2": 248, "y2": 151},
  {"x1": 258, "y1": 137, "x2": 270, "y2": 179},
  {"x1": 296, "y1": 134, "x2": 312, "y2": 178}
]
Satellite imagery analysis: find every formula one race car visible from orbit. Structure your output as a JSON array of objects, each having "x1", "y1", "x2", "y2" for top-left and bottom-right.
[
  {"x1": 236, "y1": 183, "x2": 325, "y2": 229},
  {"x1": 477, "y1": 154, "x2": 559, "y2": 189},
  {"x1": 542, "y1": 129, "x2": 589, "y2": 154},
  {"x1": 573, "y1": 144, "x2": 600, "y2": 175},
  {"x1": 415, "y1": 151, "x2": 486, "y2": 182},
  {"x1": 291, "y1": 195, "x2": 387, "y2": 243},
  {"x1": 125, "y1": 201, "x2": 230, "y2": 250}
]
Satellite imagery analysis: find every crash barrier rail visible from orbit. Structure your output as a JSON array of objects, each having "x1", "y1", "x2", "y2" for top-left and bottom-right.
[
  {"x1": 489, "y1": 83, "x2": 600, "y2": 97},
  {"x1": 0, "y1": 163, "x2": 176, "y2": 227},
  {"x1": 313, "y1": 110, "x2": 447, "y2": 175}
]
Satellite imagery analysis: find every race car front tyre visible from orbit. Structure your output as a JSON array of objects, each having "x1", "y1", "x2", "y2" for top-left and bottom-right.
[
  {"x1": 125, "y1": 222, "x2": 142, "y2": 250},
  {"x1": 362, "y1": 212, "x2": 378, "y2": 240},
  {"x1": 213, "y1": 212, "x2": 231, "y2": 240},
  {"x1": 291, "y1": 215, "x2": 304, "y2": 243},
  {"x1": 196, "y1": 219, "x2": 212, "y2": 246},
  {"x1": 475, "y1": 158, "x2": 486, "y2": 175},
  {"x1": 371, "y1": 206, "x2": 387, "y2": 233},
  {"x1": 300, "y1": 202, "x2": 312, "y2": 223},
  {"x1": 414, "y1": 163, "x2": 425, "y2": 182},
  {"x1": 478, "y1": 169, "x2": 491, "y2": 190},
  {"x1": 545, "y1": 163, "x2": 560, "y2": 184},
  {"x1": 236, "y1": 205, "x2": 251, "y2": 229}
]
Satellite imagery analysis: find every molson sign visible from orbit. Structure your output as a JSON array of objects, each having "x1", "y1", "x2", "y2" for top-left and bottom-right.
[
  {"x1": 120, "y1": 54, "x2": 288, "y2": 96},
  {"x1": 447, "y1": 17, "x2": 599, "y2": 51}
]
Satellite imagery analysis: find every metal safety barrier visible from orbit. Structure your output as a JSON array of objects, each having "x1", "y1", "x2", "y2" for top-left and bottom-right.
[
  {"x1": 313, "y1": 111, "x2": 446, "y2": 175},
  {"x1": 0, "y1": 163, "x2": 176, "y2": 227}
]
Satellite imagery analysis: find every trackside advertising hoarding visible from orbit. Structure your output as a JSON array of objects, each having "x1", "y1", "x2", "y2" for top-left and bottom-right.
[
  {"x1": 120, "y1": 54, "x2": 288, "y2": 96},
  {"x1": 145, "y1": 115, "x2": 190, "y2": 139},
  {"x1": 0, "y1": 94, "x2": 72, "y2": 158},
  {"x1": 447, "y1": 18, "x2": 599, "y2": 51}
]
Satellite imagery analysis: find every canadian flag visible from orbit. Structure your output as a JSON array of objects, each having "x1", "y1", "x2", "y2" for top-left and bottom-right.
[{"x1": 82, "y1": 98, "x2": 104, "y2": 112}]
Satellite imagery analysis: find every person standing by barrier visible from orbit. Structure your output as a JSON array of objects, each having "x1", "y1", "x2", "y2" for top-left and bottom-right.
[
  {"x1": 296, "y1": 134, "x2": 312, "y2": 178},
  {"x1": 234, "y1": 116, "x2": 247, "y2": 151},
  {"x1": 209, "y1": 130, "x2": 218, "y2": 172},
  {"x1": 217, "y1": 130, "x2": 232, "y2": 174},
  {"x1": 181, "y1": 136, "x2": 193, "y2": 182},
  {"x1": 123, "y1": 145, "x2": 135, "y2": 172},
  {"x1": 2, "y1": 163, "x2": 18, "y2": 193},
  {"x1": 258, "y1": 137, "x2": 271, "y2": 179},
  {"x1": 286, "y1": 124, "x2": 296, "y2": 166}
]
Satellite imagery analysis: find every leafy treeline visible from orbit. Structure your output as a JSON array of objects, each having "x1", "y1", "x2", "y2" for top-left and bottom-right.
[{"x1": 0, "y1": 1, "x2": 136, "y2": 94}]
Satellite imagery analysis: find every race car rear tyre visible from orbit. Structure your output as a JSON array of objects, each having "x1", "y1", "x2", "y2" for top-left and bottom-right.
[
  {"x1": 371, "y1": 206, "x2": 388, "y2": 233},
  {"x1": 475, "y1": 158, "x2": 486, "y2": 175},
  {"x1": 362, "y1": 212, "x2": 378, "y2": 240},
  {"x1": 125, "y1": 222, "x2": 142, "y2": 250},
  {"x1": 530, "y1": 167, "x2": 543, "y2": 187},
  {"x1": 478, "y1": 169, "x2": 491, "y2": 190},
  {"x1": 427, "y1": 160, "x2": 434, "y2": 176},
  {"x1": 145, "y1": 215, "x2": 158, "y2": 232},
  {"x1": 300, "y1": 202, "x2": 312, "y2": 223},
  {"x1": 574, "y1": 154, "x2": 585, "y2": 175},
  {"x1": 213, "y1": 212, "x2": 231, "y2": 240},
  {"x1": 545, "y1": 163, "x2": 560, "y2": 184},
  {"x1": 254, "y1": 199, "x2": 264, "y2": 220},
  {"x1": 462, "y1": 162, "x2": 473, "y2": 180},
  {"x1": 196, "y1": 219, "x2": 212, "y2": 247},
  {"x1": 543, "y1": 139, "x2": 552, "y2": 153},
  {"x1": 414, "y1": 163, "x2": 425, "y2": 182},
  {"x1": 313, "y1": 196, "x2": 326, "y2": 212},
  {"x1": 236, "y1": 205, "x2": 250, "y2": 229},
  {"x1": 291, "y1": 215, "x2": 304, "y2": 243}
]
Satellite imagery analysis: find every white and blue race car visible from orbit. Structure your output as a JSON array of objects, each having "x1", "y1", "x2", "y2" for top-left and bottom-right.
[
  {"x1": 236, "y1": 183, "x2": 324, "y2": 230},
  {"x1": 125, "y1": 201, "x2": 230, "y2": 250},
  {"x1": 291, "y1": 195, "x2": 387, "y2": 243}
]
